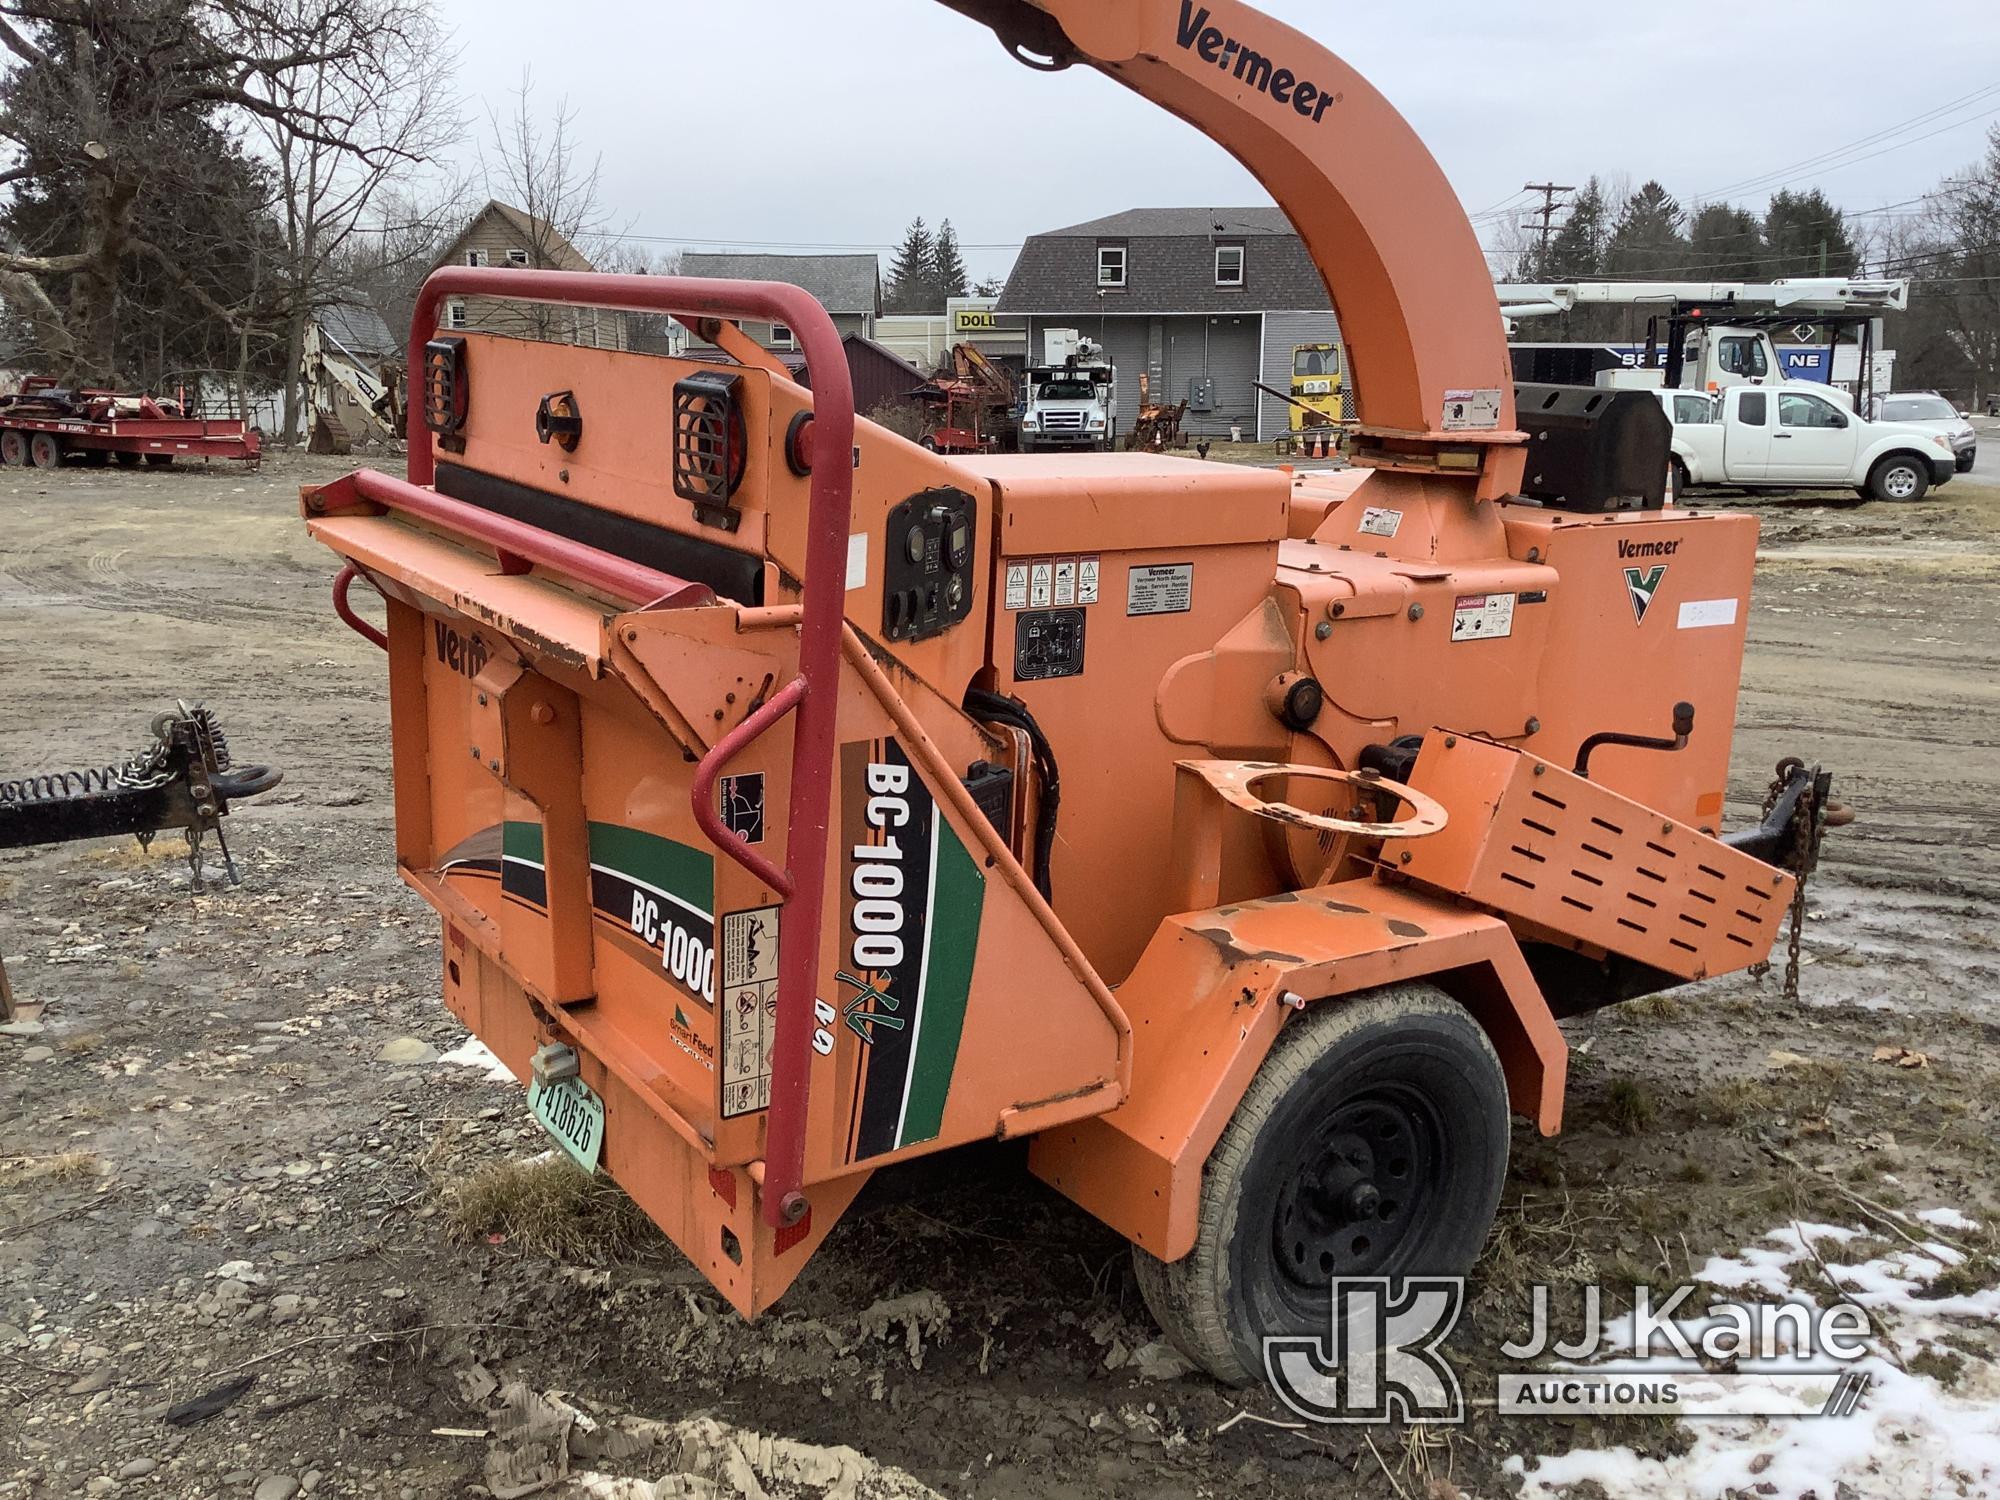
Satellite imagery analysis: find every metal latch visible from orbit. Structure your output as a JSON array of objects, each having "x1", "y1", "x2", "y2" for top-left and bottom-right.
[{"x1": 529, "y1": 1042, "x2": 580, "y2": 1084}]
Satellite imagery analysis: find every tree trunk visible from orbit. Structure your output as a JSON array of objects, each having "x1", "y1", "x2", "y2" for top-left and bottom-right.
[{"x1": 281, "y1": 302, "x2": 308, "y2": 446}]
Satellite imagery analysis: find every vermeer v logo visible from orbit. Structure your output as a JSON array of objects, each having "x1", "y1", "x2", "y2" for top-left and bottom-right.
[{"x1": 1624, "y1": 565, "x2": 1666, "y2": 624}]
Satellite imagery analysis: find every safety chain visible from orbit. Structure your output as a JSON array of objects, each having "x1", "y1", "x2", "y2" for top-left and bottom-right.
[{"x1": 1762, "y1": 757, "x2": 1826, "y2": 1003}]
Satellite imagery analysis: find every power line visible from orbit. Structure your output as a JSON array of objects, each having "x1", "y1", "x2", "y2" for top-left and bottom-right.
[{"x1": 1699, "y1": 82, "x2": 2000, "y2": 200}]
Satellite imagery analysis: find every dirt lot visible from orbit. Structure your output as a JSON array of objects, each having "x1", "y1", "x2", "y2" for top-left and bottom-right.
[{"x1": 2, "y1": 453, "x2": 1998, "y2": 1499}]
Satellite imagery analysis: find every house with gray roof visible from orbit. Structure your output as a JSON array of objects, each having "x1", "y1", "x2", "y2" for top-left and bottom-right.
[
  {"x1": 997, "y1": 206, "x2": 1341, "y2": 440},
  {"x1": 679, "y1": 252, "x2": 882, "y2": 353}
]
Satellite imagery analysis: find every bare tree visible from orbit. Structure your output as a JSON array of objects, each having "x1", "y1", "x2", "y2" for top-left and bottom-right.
[
  {"x1": 233, "y1": 0, "x2": 463, "y2": 442},
  {"x1": 0, "y1": 0, "x2": 444, "y2": 384},
  {"x1": 480, "y1": 71, "x2": 608, "y2": 342}
]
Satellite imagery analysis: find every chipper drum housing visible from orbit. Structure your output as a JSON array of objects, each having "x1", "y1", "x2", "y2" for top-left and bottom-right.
[{"x1": 305, "y1": 0, "x2": 1834, "y2": 1384}]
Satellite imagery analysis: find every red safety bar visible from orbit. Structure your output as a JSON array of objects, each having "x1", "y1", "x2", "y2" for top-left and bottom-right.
[
  {"x1": 406, "y1": 268, "x2": 856, "y2": 1228},
  {"x1": 333, "y1": 562, "x2": 389, "y2": 651}
]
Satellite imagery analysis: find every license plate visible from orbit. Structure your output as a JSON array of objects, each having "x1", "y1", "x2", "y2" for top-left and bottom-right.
[{"x1": 528, "y1": 1075, "x2": 604, "y2": 1173}]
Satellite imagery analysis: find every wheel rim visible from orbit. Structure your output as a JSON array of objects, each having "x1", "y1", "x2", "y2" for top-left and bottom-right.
[
  {"x1": 1270, "y1": 1083, "x2": 1446, "y2": 1288},
  {"x1": 1884, "y1": 464, "x2": 1919, "y2": 499},
  {"x1": 0, "y1": 432, "x2": 23, "y2": 464},
  {"x1": 29, "y1": 434, "x2": 58, "y2": 467}
]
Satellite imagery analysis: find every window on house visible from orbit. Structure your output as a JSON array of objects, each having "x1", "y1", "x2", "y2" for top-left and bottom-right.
[
  {"x1": 505, "y1": 248, "x2": 529, "y2": 267},
  {"x1": 445, "y1": 301, "x2": 468, "y2": 330},
  {"x1": 464, "y1": 249, "x2": 488, "y2": 267},
  {"x1": 769, "y1": 322, "x2": 796, "y2": 350},
  {"x1": 1215, "y1": 244, "x2": 1245, "y2": 286},
  {"x1": 1097, "y1": 244, "x2": 1127, "y2": 287}
]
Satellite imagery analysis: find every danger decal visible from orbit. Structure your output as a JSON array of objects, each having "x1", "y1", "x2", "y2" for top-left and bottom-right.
[{"x1": 838, "y1": 738, "x2": 984, "y2": 1162}]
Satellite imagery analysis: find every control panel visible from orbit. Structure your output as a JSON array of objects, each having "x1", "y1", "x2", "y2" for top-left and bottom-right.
[
  {"x1": 1014, "y1": 608, "x2": 1086, "y2": 681},
  {"x1": 882, "y1": 487, "x2": 977, "y2": 644}
]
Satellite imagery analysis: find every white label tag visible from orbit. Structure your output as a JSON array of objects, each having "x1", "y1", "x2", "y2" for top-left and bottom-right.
[
  {"x1": 1030, "y1": 561, "x2": 1053, "y2": 609},
  {"x1": 1359, "y1": 506, "x2": 1402, "y2": 539},
  {"x1": 1678, "y1": 597, "x2": 1739, "y2": 630},
  {"x1": 1078, "y1": 558, "x2": 1100, "y2": 605},
  {"x1": 845, "y1": 532, "x2": 868, "y2": 591},
  {"x1": 1450, "y1": 592, "x2": 1516, "y2": 642},
  {"x1": 1053, "y1": 559, "x2": 1077, "y2": 606},
  {"x1": 1442, "y1": 388, "x2": 1502, "y2": 431},
  {"x1": 1127, "y1": 563, "x2": 1193, "y2": 616},
  {"x1": 720, "y1": 906, "x2": 780, "y2": 1118},
  {"x1": 1004, "y1": 563, "x2": 1029, "y2": 610}
]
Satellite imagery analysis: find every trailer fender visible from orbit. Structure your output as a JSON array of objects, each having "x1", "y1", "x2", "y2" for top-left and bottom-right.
[{"x1": 1027, "y1": 878, "x2": 1564, "y2": 1262}]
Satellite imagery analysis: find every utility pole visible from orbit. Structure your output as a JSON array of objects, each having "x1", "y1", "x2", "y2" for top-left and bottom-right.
[{"x1": 1521, "y1": 182, "x2": 1574, "y2": 278}]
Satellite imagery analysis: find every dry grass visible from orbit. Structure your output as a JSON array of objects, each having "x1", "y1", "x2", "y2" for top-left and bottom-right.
[
  {"x1": 58, "y1": 1031, "x2": 105, "y2": 1055},
  {"x1": 439, "y1": 1155, "x2": 657, "y2": 1264},
  {"x1": 82, "y1": 837, "x2": 186, "y2": 868},
  {"x1": 1684, "y1": 1078, "x2": 1767, "y2": 1127},
  {"x1": 1626, "y1": 994, "x2": 1687, "y2": 1022},
  {"x1": 1606, "y1": 1079, "x2": 1658, "y2": 1135},
  {"x1": 1, "y1": 1150, "x2": 103, "y2": 1186}
]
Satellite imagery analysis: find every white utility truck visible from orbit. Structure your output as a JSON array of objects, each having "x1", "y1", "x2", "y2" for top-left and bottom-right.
[
  {"x1": 1658, "y1": 382, "x2": 1959, "y2": 502},
  {"x1": 1500, "y1": 279, "x2": 1908, "y2": 399},
  {"x1": 1019, "y1": 329, "x2": 1116, "y2": 452}
]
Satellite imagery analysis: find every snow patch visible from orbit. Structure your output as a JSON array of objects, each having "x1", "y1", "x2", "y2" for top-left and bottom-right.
[
  {"x1": 439, "y1": 1035, "x2": 517, "y2": 1083},
  {"x1": 1509, "y1": 1215, "x2": 2000, "y2": 1500}
]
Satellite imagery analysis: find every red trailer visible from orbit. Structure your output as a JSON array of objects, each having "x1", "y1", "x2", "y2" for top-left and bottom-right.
[{"x1": 0, "y1": 378, "x2": 260, "y2": 469}]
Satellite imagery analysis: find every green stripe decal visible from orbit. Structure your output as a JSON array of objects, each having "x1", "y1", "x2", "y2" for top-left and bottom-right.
[
  {"x1": 586, "y1": 822, "x2": 714, "y2": 917},
  {"x1": 503, "y1": 820, "x2": 542, "y2": 864},
  {"x1": 897, "y1": 819, "x2": 984, "y2": 1148}
]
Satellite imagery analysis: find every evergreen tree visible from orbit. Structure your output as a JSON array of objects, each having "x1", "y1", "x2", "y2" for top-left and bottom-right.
[
  {"x1": 884, "y1": 217, "x2": 939, "y2": 313},
  {"x1": 1543, "y1": 177, "x2": 1608, "y2": 282},
  {"x1": 1605, "y1": 181, "x2": 1688, "y2": 279},
  {"x1": 930, "y1": 219, "x2": 970, "y2": 301},
  {"x1": 1763, "y1": 189, "x2": 1858, "y2": 278},
  {"x1": 1687, "y1": 203, "x2": 1765, "y2": 282}
]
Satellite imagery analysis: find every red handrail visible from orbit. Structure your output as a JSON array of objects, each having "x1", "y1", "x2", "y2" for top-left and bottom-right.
[
  {"x1": 333, "y1": 562, "x2": 388, "y2": 650},
  {"x1": 406, "y1": 268, "x2": 855, "y2": 1229}
]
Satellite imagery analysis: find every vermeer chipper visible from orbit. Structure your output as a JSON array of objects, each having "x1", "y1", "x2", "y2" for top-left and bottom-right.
[{"x1": 304, "y1": 0, "x2": 1833, "y2": 1382}]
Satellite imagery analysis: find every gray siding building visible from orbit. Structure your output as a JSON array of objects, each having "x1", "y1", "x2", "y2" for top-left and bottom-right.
[{"x1": 996, "y1": 207, "x2": 1340, "y2": 441}]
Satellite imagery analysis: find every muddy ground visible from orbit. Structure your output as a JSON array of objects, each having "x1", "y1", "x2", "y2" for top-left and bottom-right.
[{"x1": 2, "y1": 452, "x2": 1997, "y2": 1499}]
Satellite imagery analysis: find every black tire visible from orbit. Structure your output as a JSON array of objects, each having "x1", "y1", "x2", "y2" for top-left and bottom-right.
[
  {"x1": 145, "y1": 453, "x2": 173, "y2": 467},
  {"x1": 1867, "y1": 453, "x2": 1928, "y2": 503},
  {"x1": 919, "y1": 435, "x2": 939, "y2": 452},
  {"x1": 0, "y1": 430, "x2": 22, "y2": 466},
  {"x1": 27, "y1": 432, "x2": 62, "y2": 468},
  {"x1": 1669, "y1": 457, "x2": 1690, "y2": 504},
  {"x1": 1134, "y1": 983, "x2": 1509, "y2": 1385},
  {"x1": 114, "y1": 451, "x2": 141, "y2": 467}
]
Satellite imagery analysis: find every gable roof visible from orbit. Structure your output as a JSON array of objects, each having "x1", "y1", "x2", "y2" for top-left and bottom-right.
[
  {"x1": 1036, "y1": 207, "x2": 1301, "y2": 239},
  {"x1": 997, "y1": 205, "x2": 1331, "y2": 316},
  {"x1": 433, "y1": 200, "x2": 598, "y2": 275},
  {"x1": 679, "y1": 252, "x2": 881, "y2": 316},
  {"x1": 315, "y1": 300, "x2": 397, "y2": 359}
]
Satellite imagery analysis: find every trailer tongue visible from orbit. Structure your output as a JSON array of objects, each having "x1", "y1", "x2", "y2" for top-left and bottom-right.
[{"x1": 304, "y1": 0, "x2": 1835, "y2": 1383}]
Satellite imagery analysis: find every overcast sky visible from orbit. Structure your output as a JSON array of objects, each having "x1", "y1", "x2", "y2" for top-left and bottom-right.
[{"x1": 432, "y1": 0, "x2": 1999, "y2": 285}]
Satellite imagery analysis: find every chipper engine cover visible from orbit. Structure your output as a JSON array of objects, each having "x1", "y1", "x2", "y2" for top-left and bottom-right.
[{"x1": 305, "y1": 0, "x2": 1832, "y2": 1386}]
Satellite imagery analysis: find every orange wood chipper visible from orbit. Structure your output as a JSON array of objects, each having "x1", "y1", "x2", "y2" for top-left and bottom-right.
[{"x1": 302, "y1": 0, "x2": 1835, "y2": 1384}]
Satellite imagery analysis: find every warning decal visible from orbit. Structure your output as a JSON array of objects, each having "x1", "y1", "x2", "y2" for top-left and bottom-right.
[
  {"x1": 1450, "y1": 592, "x2": 1516, "y2": 642},
  {"x1": 1359, "y1": 506, "x2": 1402, "y2": 539},
  {"x1": 1442, "y1": 388, "x2": 1502, "y2": 431},
  {"x1": 720, "y1": 905, "x2": 780, "y2": 1118},
  {"x1": 1004, "y1": 563, "x2": 1029, "y2": 610}
]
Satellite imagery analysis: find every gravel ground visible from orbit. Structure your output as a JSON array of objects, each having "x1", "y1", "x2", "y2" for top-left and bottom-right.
[{"x1": 1, "y1": 452, "x2": 1997, "y2": 1498}]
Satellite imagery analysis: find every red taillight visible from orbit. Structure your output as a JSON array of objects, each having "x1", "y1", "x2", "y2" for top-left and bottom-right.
[
  {"x1": 423, "y1": 337, "x2": 469, "y2": 451},
  {"x1": 673, "y1": 371, "x2": 748, "y2": 531}
]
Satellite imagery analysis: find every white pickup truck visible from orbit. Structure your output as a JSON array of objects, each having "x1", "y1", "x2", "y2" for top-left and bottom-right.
[{"x1": 1659, "y1": 384, "x2": 1960, "y2": 502}]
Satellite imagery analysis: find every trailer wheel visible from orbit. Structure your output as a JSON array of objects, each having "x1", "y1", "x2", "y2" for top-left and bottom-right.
[
  {"x1": 1867, "y1": 454, "x2": 1928, "y2": 503},
  {"x1": 115, "y1": 451, "x2": 141, "y2": 467},
  {"x1": 0, "y1": 431, "x2": 23, "y2": 466},
  {"x1": 1133, "y1": 983, "x2": 1508, "y2": 1386},
  {"x1": 145, "y1": 453, "x2": 173, "y2": 467},
  {"x1": 27, "y1": 432, "x2": 62, "y2": 468}
]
